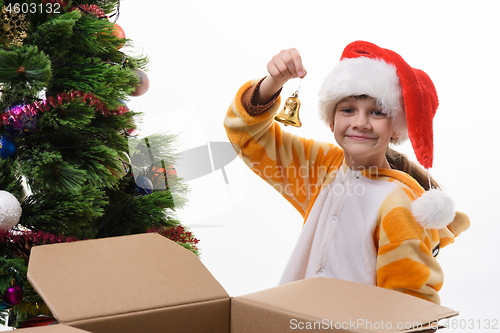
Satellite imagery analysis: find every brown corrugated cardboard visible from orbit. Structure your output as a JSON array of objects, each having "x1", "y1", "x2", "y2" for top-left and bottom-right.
[
  {"x1": 16, "y1": 324, "x2": 90, "y2": 332},
  {"x1": 231, "y1": 277, "x2": 456, "y2": 332},
  {"x1": 27, "y1": 233, "x2": 230, "y2": 333},
  {"x1": 26, "y1": 233, "x2": 458, "y2": 332}
]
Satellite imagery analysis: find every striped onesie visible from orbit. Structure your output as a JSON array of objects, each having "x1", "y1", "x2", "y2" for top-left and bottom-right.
[{"x1": 224, "y1": 78, "x2": 470, "y2": 304}]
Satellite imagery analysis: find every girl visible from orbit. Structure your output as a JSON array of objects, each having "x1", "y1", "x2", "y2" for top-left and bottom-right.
[{"x1": 224, "y1": 41, "x2": 469, "y2": 304}]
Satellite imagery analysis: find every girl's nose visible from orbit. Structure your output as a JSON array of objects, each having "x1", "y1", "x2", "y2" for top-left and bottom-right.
[{"x1": 352, "y1": 112, "x2": 371, "y2": 129}]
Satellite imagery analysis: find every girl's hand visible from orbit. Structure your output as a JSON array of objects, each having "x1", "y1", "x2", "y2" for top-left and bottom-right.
[
  {"x1": 254, "y1": 48, "x2": 307, "y2": 105},
  {"x1": 267, "y1": 48, "x2": 306, "y2": 86}
]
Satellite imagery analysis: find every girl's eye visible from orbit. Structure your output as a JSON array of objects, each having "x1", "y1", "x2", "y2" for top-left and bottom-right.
[
  {"x1": 372, "y1": 110, "x2": 387, "y2": 117},
  {"x1": 340, "y1": 108, "x2": 354, "y2": 114}
]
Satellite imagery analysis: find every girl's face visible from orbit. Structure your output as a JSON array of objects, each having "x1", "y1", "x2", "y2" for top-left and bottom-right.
[{"x1": 330, "y1": 96, "x2": 396, "y2": 169}]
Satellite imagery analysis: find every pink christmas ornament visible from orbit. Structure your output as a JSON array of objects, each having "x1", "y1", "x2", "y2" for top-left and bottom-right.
[
  {"x1": 130, "y1": 69, "x2": 149, "y2": 96},
  {"x1": 3, "y1": 284, "x2": 23, "y2": 306}
]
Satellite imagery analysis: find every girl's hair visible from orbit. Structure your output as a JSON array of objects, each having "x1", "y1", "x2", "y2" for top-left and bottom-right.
[{"x1": 385, "y1": 147, "x2": 440, "y2": 191}]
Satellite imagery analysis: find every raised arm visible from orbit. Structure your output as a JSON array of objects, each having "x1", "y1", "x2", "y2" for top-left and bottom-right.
[{"x1": 224, "y1": 49, "x2": 343, "y2": 219}]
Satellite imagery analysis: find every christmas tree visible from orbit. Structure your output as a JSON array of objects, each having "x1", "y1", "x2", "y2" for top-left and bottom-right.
[{"x1": 0, "y1": 0, "x2": 197, "y2": 328}]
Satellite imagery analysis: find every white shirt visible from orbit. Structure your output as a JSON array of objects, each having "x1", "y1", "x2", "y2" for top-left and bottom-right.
[{"x1": 279, "y1": 163, "x2": 398, "y2": 286}]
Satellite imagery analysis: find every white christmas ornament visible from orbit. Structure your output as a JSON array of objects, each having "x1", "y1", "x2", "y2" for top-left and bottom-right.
[{"x1": 0, "y1": 190, "x2": 22, "y2": 231}]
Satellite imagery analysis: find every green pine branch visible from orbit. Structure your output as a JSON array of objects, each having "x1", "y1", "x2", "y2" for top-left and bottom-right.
[
  {"x1": 49, "y1": 56, "x2": 141, "y2": 106},
  {"x1": 0, "y1": 158, "x2": 23, "y2": 200},
  {"x1": 94, "y1": 185, "x2": 179, "y2": 238},
  {"x1": 27, "y1": 10, "x2": 79, "y2": 58},
  {"x1": 0, "y1": 45, "x2": 52, "y2": 102},
  {"x1": 20, "y1": 186, "x2": 107, "y2": 237}
]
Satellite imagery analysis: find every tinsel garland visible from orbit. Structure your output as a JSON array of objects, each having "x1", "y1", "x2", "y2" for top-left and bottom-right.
[
  {"x1": 0, "y1": 230, "x2": 79, "y2": 245},
  {"x1": 1, "y1": 227, "x2": 199, "y2": 258},
  {"x1": 1, "y1": 90, "x2": 129, "y2": 130},
  {"x1": 148, "y1": 226, "x2": 200, "y2": 252},
  {"x1": 71, "y1": 4, "x2": 106, "y2": 18},
  {"x1": 0, "y1": 230, "x2": 80, "y2": 262}
]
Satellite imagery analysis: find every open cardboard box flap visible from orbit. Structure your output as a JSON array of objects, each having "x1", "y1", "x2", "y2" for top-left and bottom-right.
[
  {"x1": 27, "y1": 233, "x2": 230, "y2": 332},
  {"x1": 25, "y1": 233, "x2": 458, "y2": 332},
  {"x1": 231, "y1": 277, "x2": 455, "y2": 332}
]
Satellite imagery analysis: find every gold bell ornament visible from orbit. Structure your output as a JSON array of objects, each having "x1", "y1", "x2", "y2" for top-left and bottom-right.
[{"x1": 274, "y1": 79, "x2": 302, "y2": 127}]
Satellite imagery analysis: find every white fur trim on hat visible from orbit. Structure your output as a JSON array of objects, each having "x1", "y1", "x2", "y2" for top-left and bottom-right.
[
  {"x1": 411, "y1": 189, "x2": 456, "y2": 229},
  {"x1": 318, "y1": 57, "x2": 408, "y2": 144}
]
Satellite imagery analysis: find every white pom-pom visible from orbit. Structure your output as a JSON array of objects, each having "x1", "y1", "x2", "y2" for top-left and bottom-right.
[
  {"x1": 0, "y1": 190, "x2": 22, "y2": 231},
  {"x1": 411, "y1": 189, "x2": 455, "y2": 229}
]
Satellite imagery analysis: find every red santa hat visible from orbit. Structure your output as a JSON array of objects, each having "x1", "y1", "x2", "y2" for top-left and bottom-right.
[
  {"x1": 318, "y1": 40, "x2": 438, "y2": 169},
  {"x1": 318, "y1": 41, "x2": 458, "y2": 230}
]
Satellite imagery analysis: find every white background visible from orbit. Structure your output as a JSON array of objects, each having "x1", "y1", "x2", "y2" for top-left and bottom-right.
[{"x1": 4, "y1": 0, "x2": 499, "y2": 331}]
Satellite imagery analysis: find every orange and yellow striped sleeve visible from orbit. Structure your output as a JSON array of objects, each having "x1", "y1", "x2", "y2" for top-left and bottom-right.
[
  {"x1": 376, "y1": 184, "x2": 444, "y2": 304},
  {"x1": 223, "y1": 80, "x2": 344, "y2": 218}
]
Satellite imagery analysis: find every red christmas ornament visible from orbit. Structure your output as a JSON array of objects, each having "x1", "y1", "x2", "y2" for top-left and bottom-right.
[
  {"x1": 112, "y1": 23, "x2": 126, "y2": 49},
  {"x1": 3, "y1": 284, "x2": 23, "y2": 306},
  {"x1": 20, "y1": 315, "x2": 58, "y2": 328},
  {"x1": 130, "y1": 68, "x2": 149, "y2": 96}
]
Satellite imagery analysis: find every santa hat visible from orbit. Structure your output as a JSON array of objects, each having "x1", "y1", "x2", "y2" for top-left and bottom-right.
[
  {"x1": 318, "y1": 40, "x2": 438, "y2": 169},
  {"x1": 319, "y1": 41, "x2": 455, "y2": 230}
]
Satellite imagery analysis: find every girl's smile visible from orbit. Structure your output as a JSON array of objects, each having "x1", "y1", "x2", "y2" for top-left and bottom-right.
[{"x1": 345, "y1": 135, "x2": 376, "y2": 140}]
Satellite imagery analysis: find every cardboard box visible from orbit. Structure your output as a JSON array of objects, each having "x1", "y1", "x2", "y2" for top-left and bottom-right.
[
  {"x1": 16, "y1": 325, "x2": 90, "y2": 332},
  {"x1": 25, "y1": 233, "x2": 458, "y2": 332},
  {"x1": 231, "y1": 278, "x2": 452, "y2": 332}
]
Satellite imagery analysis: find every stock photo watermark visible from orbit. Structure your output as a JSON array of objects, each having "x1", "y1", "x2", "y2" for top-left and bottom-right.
[
  {"x1": 290, "y1": 318, "x2": 430, "y2": 330},
  {"x1": 289, "y1": 318, "x2": 499, "y2": 330},
  {"x1": 248, "y1": 162, "x2": 377, "y2": 197}
]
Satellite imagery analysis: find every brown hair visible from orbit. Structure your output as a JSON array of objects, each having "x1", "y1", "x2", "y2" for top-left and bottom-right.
[{"x1": 385, "y1": 147, "x2": 439, "y2": 191}]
